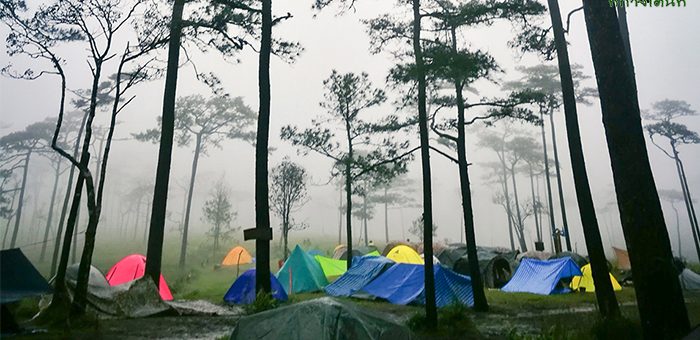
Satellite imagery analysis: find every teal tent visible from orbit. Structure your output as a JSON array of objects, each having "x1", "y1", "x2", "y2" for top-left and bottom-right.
[{"x1": 277, "y1": 245, "x2": 328, "y2": 293}]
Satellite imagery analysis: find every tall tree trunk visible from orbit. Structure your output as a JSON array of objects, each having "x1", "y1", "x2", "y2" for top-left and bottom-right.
[
  {"x1": 677, "y1": 157, "x2": 700, "y2": 253},
  {"x1": 452, "y1": 43, "x2": 488, "y2": 310},
  {"x1": 143, "y1": 200, "x2": 151, "y2": 243},
  {"x1": 3, "y1": 213, "x2": 13, "y2": 249},
  {"x1": 133, "y1": 196, "x2": 143, "y2": 240},
  {"x1": 283, "y1": 219, "x2": 289, "y2": 261},
  {"x1": 529, "y1": 165, "x2": 542, "y2": 243},
  {"x1": 412, "y1": 0, "x2": 437, "y2": 328},
  {"x1": 50, "y1": 157, "x2": 87, "y2": 312},
  {"x1": 582, "y1": 1, "x2": 689, "y2": 336},
  {"x1": 344, "y1": 163, "x2": 353, "y2": 269},
  {"x1": 363, "y1": 193, "x2": 368, "y2": 246},
  {"x1": 540, "y1": 111, "x2": 559, "y2": 252},
  {"x1": 673, "y1": 150, "x2": 700, "y2": 261},
  {"x1": 500, "y1": 159, "x2": 516, "y2": 251},
  {"x1": 549, "y1": 111, "x2": 571, "y2": 251},
  {"x1": 509, "y1": 166, "x2": 527, "y2": 251},
  {"x1": 9, "y1": 151, "x2": 31, "y2": 248},
  {"x1": 338, "y1": 182, "x2": 343, "y2": 245},
  {"x1": 51, "y1": 110, "x2": 89, "y2": 276},
  {"x1": 670, "y1": 201, "x2": 681, "y2": 256},
  {"x1": 536, "y1": 174, "x2": 544, "y2": 240},
  {"x1": 548, "y1": 0, "x2": 619, "y2": 318},
  {"x1": 72, "y1": 204, "x2": 80, "y2": 263},
  {"x1": 254, "y1": 0, "x2": 273, "y2": 295},
  {"x1": 145, "y1": 0, "x2": 185, "y2": 287},
  {"x1": 179, "y1": 134, "x2": 202, "y2": 268},
  {"x1": 40, "y1": 161, "x2": 62, "y2": 261},
  {"x1": 384, "y1": 187, "x2": 389, "y2": 243}
]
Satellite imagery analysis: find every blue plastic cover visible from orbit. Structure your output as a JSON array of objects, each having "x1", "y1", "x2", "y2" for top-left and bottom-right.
[
  {"x1": 325, "y1": 256, "x2": 393, "y2": 297},
  {"x1": 363, "y1": 263, "x2": 424, "y2": 305},
  {"x1": 362, "y1": 263, "x2": 474, "y2": 307},
  {"x1": 224, "y1": 269, "x2": 288, "y2": 304},
  {"x1": 417, "y1": 266, "x2": 474, "y2": 307},
  {"x1": 501, "y1": 257, "x2": 582, "y2": 295}
]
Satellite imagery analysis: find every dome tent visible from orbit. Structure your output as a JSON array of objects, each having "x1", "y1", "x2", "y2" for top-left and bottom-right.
[{"x1": 106, "y1": 254, "x2": 173, "y2": 301}]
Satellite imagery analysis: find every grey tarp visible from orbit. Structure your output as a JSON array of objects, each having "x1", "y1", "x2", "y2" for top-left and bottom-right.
[
  {"x1": 230, "y1": 297, "x2": 412, "y2": 340},
  {"x1": 438, "y1": 245, "x2": 517, "y2": 288},
  {"x1": 680, "y1": 269, "x2": 700, "y2": 291},
  {"x1": 45, "y1": 264, "x2": 239, "y2": 318},
  {"x1": 548, "y1": 252, "x2": 588, "y2": 268}
]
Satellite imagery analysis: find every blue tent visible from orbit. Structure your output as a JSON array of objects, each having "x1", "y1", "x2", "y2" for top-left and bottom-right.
[
  {"x1": 307, "y1": 249, "x2": 322, "y2": 256},
  {"x1": 325, "y1": 256, "x2": 394, "y2": 297},
  {"x1": 501, "y1": 257, "x2": 582, "y2": 295},
  {"x1": 277, "y1": 245, "x2": 328, "y2": 293},
  {"x1": 362, "y1": 263, "x2": 474, "y2": 307},
  {"x1": 224, "y1": 269, "x2": 288, "y2": 304}
]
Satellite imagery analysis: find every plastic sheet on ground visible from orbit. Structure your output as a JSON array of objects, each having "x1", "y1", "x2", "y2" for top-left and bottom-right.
[
  {"x1": 230, "y1": 297, "x2": 413, "y2": 340},
  {"x1": 46, "y1": 265, "x2": 240, "y2": 319},
  {"x1": 325, "y1": 256, "x2": 393, "y2": 297}
]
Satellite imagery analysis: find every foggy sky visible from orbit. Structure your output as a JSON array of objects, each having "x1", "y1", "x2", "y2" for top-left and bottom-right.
[{"x1": 1, "y1": 1, "x2": 699, "y2": 260}]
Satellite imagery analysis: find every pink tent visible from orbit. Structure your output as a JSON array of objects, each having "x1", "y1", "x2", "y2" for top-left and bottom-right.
[{"x1": 105, "y1": 254, "x2": 173, "y2": 301}]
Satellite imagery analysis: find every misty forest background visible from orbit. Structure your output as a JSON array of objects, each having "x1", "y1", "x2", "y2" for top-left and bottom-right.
[{"x1": 0, "y1": 0, "x2": 698, "y2": 334}]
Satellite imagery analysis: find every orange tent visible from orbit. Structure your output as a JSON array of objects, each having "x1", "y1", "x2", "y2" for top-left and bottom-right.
[
  {"x1": 613, "y1": 247, "x2": 631, "y2": 270},
  {"x1": 222, "y1": 246, "x2": 254, "y2": 266}
]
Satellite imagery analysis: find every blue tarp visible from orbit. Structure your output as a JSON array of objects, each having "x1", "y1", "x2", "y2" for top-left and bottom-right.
[
  {"x1": 362, "y1": 263, "x2": 474, "y2": 307},
  {"x1": 501, "y1": 257, "x2": 582, "y2": 295},
  {"x1": 224, "y1": 269, "x2": 288, "y2": 304},
  {"x1": 325, "y1": 256, "x2": 393, "y2": 297}
]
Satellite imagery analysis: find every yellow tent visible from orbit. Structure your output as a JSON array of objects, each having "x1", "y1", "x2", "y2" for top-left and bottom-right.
[
  {"x1": 571, "y1": 264, "x2": 622, "y2": 292},
  {"x1": 222, "y1": 246, "x2": 253, "y2": 266},
  {"x1": 386, "y1": 245, "x2": 423, "y2": 264}
]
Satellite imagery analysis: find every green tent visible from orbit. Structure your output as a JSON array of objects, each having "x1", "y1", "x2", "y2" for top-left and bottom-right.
[
  {"x1": 277, "y1": 245, "x2": 328, "y2": 293},
  {"x1": 366, "y1": 250, "x2": 380, "y2": 257},
  {"x1": 314, "y1": 255, "x2": 347, "y2": 281}
]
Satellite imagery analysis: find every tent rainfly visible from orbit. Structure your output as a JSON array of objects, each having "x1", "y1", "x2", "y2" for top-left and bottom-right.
[
  {"x1": 105, "y1": 254, "x2": 173, "y2": 300},
  {"x1": 0, "y1": 248, "x2": 51, "y2": 304},
  {"x1": 277, "y1": 245, "x2": 328, "y2": 294},
  {"x1": 222, "y1": 246, "x2": 254, "y2": 266},
  {"x1": 224, "y1": 269, "x2": 288, "y2": 304},
  {"x1": 501, "y1": 257, "x2": 582, "y2": 295},
  {"x1": 385, "y1": 245, "x2": 423, "y2": 264},
  {"x1": 314, "y1": 255, "x2": 347, "y2": 281},
  {"x1": 570, "y1": 264, "x2": 622, "y2": 292}
]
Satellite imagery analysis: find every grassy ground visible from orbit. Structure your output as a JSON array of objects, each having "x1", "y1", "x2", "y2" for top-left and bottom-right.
[{"x1": 12, "y1": 236, "x2": 700, "y2": 339}]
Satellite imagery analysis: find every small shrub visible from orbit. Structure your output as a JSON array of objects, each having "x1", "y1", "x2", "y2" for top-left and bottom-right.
[{"x1": 244, "y1": 291, "x2": 278, "y2": 315}]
